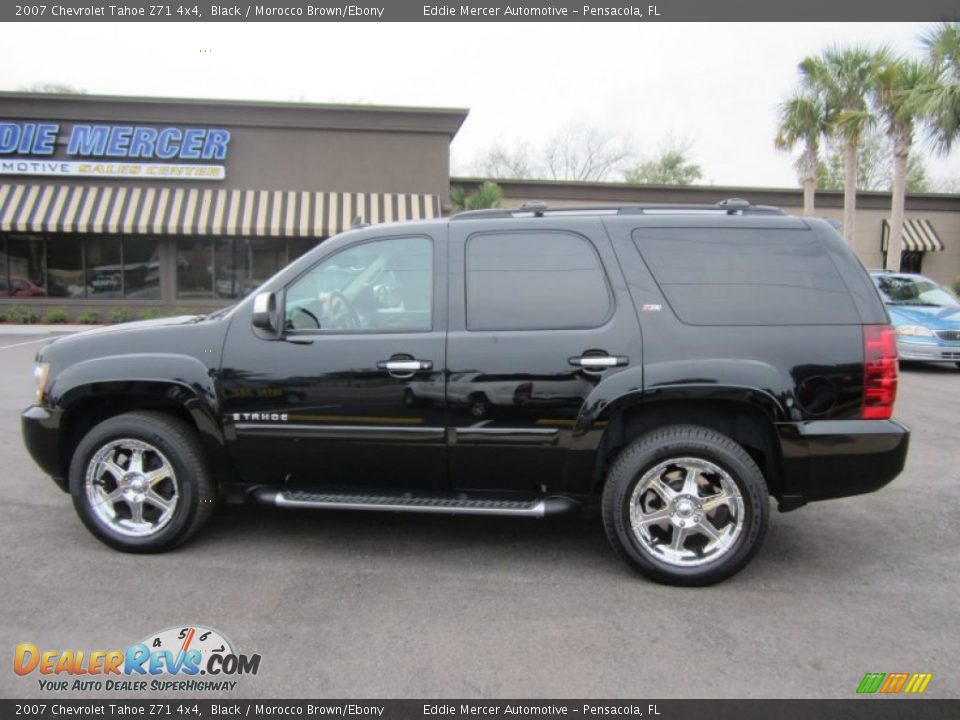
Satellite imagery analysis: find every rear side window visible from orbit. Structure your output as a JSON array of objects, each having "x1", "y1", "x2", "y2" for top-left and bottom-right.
[
  {"x1": 466, "y1": 231, "x2": 611, "y2": 331},
  {"x1": 632, "y1": 228, "x2": 859, "y2": 325}
]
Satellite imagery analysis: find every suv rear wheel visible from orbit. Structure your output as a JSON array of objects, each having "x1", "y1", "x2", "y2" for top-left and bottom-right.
[
  {"x1": 602, "y1": 425, "x2": 769, "y2": 586},
  {"x1": 69, "y1": 411, "x2": 215, "y2": 553}
]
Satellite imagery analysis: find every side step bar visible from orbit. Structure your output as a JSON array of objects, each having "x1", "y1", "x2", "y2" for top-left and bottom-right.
[{"x1": 253, "y1": 488, "x2": 577, "y2": 518}]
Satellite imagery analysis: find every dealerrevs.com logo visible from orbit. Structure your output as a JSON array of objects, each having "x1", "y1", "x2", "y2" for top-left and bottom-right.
[{"x1": 14, "y1": 625, "x2": 261, "y2": 693}]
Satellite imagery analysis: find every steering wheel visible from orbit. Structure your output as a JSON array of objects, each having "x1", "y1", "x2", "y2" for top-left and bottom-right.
[
  {"x1": 327, "y1": 291, "x2": 362, "y2": 330},
  {"x1": 288, "y1": 305, "x2": 321, "y2": 330}
]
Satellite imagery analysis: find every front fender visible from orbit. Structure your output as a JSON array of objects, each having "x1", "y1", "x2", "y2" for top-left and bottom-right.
[{"x1": 48, "y1": 354, "x2": 229, "y2": 488}]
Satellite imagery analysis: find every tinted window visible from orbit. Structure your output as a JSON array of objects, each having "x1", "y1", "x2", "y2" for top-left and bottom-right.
[
  {"x1": 466, "y1": 232, "x2": 611, "y2": 331},
  {"x1": 285, "y1": 236, "x2": 432, "y2": 333},
  {"x1": 632, "y1": 228, "x2": 859, "y2": 325}
]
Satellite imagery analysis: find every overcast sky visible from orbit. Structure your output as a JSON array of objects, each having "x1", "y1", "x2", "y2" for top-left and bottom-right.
[{"x1": 2, "y1": 21, "x2": 956, "y2": 189}]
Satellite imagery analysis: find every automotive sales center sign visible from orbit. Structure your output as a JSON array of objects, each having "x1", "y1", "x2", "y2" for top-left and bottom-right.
[{"x1": 0, "y1": 121, "x2": 230, "y2": 181}]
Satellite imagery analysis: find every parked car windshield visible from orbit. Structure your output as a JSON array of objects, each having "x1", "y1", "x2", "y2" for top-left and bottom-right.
[{"x1": 874, "y1": 275, "x2": 960, "y2": 308}]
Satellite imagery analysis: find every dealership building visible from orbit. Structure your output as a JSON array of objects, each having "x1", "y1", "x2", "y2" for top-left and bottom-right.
[
  {"x1": 1, "y1": 91, "x2": 958, "y2": 319},
  {"x1": 0, "y1": 92, "x2": 465, "y2": 316}
]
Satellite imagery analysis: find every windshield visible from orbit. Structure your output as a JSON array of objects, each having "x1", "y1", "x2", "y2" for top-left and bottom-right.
[{"x1": 874, "y1": 275, "x2": 960, "y2": 308}]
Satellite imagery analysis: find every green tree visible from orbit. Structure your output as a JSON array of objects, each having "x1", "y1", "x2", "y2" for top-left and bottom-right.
[
  {"x1": 921, "y1": 22, "x2": 960, "y2": 154},
  {"x1": 774, "y1": 91, "x2": 828, "y2": 216},
  {"x1": 623, "y1": 146, "x2": 703, "y2": 186},
  {"x1": 449, "y1": 181, "x2": 504, "y2": 213},
  {"x1": 873, "y1": 57, "x2": 935, "y2": 270},
  {"x1": 801, "y1": 45, "x2": 889, "y2": 244}
]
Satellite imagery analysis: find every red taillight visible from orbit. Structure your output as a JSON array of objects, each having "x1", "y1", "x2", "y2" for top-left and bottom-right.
[{"x1": 862, "y1": 325, "x2": 898, "y2": 420}]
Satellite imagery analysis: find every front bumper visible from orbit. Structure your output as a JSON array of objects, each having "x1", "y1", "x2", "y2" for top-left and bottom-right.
[
  {"x1": 897, "y1": 338, "x2": 960, "y2": 362},
  {"x1": 21, "y1": 405, "x2": 67, "y2": 492},
  {"x1": 778, "y1": 419, "x2": 910, "y2": 506}
]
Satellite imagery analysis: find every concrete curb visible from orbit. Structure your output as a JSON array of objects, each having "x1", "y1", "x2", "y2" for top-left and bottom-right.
[{"x1": 0, "y1": 324, "x2": 101, "y2": 335}]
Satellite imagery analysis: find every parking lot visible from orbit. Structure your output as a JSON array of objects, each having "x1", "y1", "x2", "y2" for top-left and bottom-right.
[{"x1": 0, "y1": 330, "x2": 957, "y2": 700}]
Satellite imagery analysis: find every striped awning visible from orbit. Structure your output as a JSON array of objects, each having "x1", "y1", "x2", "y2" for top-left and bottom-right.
[
  {"x1": 0, "y1": 184, "x2": 441, "y2": 238},
  {"x1": 881, "y1": 218, "x2": 944, "y2": 252}
]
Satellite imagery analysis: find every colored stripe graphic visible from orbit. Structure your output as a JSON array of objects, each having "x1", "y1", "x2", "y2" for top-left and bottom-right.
[
  {"x1": 857, "y1": 673, "x2": 886, "y2": 694},
  {"x1": 857, "y1": 672, "x2": 932, "y2": 694},
  {"x1": 879, "y1": 672, "x2": 909, "y2": 693},
  {"x1": 904, "y1": 673, "x2": 933, "y2": 694}
]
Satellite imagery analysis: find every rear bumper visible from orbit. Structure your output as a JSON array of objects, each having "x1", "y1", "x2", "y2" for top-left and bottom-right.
[
  {"x1": 21, "y1": 405, "x2": 68, "y2": 492},
  {"x1": 778, "y1": 419, "x2": 910, "y2": 506}
]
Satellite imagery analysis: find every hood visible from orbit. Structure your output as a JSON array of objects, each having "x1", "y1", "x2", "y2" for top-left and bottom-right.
[
  {"x1": 887, "y1": 304, "x2": 960, "y2": 330},
  {"x1": 37, "y1": 312, "x2": 233, "y2": 365}
]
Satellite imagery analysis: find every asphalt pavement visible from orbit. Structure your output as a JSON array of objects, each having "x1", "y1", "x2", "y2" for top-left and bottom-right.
[{"x1": 0, "y1": 331, "x2": 957, "y2": 699}]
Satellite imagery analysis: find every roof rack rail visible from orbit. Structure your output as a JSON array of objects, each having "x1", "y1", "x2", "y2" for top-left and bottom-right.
[{"x1": 450, "y1": 198, "x2": 786, "y2": 220}]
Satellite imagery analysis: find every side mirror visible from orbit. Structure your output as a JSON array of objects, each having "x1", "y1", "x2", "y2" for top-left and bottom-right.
[{"x1": 251, "y1": 291, "x2": 283, "y2": 337}]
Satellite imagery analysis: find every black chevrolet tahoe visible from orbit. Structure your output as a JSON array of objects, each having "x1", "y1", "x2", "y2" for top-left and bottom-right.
[{"x1": 22, "y1": 200, "x2": 910, "y2": 585}]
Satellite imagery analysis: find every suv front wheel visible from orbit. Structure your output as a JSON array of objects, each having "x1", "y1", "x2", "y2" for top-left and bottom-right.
[
  {"x1": 602, "y1": 425, "x2": 769, "y2": 586},
  {"x1": 69, "y1": 411, "x2": 215, "y2": 553}
]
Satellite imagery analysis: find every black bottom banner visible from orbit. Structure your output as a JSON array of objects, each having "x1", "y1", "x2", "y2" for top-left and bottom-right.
[{"x1": 1, "y1": 700, "x2": 958, "y2": 720}]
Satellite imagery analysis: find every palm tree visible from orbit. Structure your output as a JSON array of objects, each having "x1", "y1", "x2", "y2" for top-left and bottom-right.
[
  {"x1": 449, "y1": 181, "x2": 503, "y2": 213},
  {"x1": 873, "y1": 58, "x2": 934, "y2": 271},
  {"x1": 774, "y1": 92, "x2": 828, "y2": 216},
  {"x1": 921, "y1": 22, "x2": 960, "y2": 155},
  {"x1": 800, "y1": 46, "x2": 889, "y2": 244}
]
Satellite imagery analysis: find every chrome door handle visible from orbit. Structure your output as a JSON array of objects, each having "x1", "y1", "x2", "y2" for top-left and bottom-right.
[
  {"x1": 377, "y1": 359, "x2": 433, "y2": 372},
  {"x1": 569, "y1": 355, "x2": 628, "y2": 369}
]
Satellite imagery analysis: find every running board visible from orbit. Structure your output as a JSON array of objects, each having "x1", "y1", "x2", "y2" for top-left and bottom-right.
[{"x1": 253, "y1": 488, "x2": 577, "y2": 517}]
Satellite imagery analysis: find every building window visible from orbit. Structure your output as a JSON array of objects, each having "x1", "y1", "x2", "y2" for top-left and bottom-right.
[
  {"x1": 123, "y1": 237, "x2": 161, "y2": 299},
  {"x1": 86, "y1": 236, "x2": 123, "y2": 298},
  {"x1": 46, "y1": 235, "x2": 85, "y2": 298},
  {"x1": 0, "y1": 233, "x2": 161, "y2": 300},
  {"x1": 178, "y1": 236, "x2": 317, "y2": 299},
  {"x1": 4, "y1": 234, "x2": 47, "y2": 298},
  {"x1": 176, "y1": 237, "x2": 214, "y2": 298}
]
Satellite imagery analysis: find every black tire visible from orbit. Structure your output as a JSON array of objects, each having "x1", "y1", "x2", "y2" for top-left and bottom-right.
[
  {"x1": 955, "y1": 362, "x2": 960, "y2": 370},
  {"x1": 468, "y1": 393, "x2": 489, "y2": 418},
  {"x1": 69, "y1": 411, "x2": 216, "y2": 553},
  {"x1": 601, "y1": 424, "x2": 769, "y2": 586}
]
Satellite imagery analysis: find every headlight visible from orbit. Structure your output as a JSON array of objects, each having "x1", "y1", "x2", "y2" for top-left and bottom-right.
[
  {"x1": 895, "y1": 325, "x2": 935, "y2": 337},
  {"x1": 33, "y1": 362, "x2": 50, "y2": 405}
]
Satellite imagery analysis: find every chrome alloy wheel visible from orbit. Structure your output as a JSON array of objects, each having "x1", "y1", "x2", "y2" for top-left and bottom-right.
[
  {"x1": 84, "y1": 439, "x2": 180, "y2": 538},
  {"x1": 628, "y1": 457, "x2": 745, "y2": 567}
]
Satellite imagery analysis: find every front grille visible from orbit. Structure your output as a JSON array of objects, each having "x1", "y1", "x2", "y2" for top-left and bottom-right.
[{"x1": 935, "y1": 330, "x2": 960, "y2": 343}]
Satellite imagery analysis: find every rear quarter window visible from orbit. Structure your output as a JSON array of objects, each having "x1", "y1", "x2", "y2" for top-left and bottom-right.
[{"x1": 632, "y1": 228, "x2": 860, "y2": 325}]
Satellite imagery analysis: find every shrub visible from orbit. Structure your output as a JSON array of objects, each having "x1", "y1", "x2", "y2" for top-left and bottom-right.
[
  {"x1": 76, "y1": 311, "x2": 101, "y2": 325},
  {"x1": 44, "y1": 308, "x2": 69, "y2": 324},
  {"x1": 8, "y1": 304, "x2": 39, "y2": 324},
  {"x1": 110, "y1": 307, "x2": 134, "y2": 324},
  {"x1": 953, "y1": 275, "x2": 960, "y2": 297},
  {"x1": 137, "y1": 308, "x2": 163, "y2": 320},
  {"x1": 169, "y1": 306, "x2": 194, "y2": 317},
  {"x1": 0, "y1": 308, "x2": 8, "y2": 323}
]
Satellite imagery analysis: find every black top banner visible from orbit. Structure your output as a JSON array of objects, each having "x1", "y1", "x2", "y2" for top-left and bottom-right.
[{"x1": 3, "y1": 0, "x2": 959, "y2": 22}]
